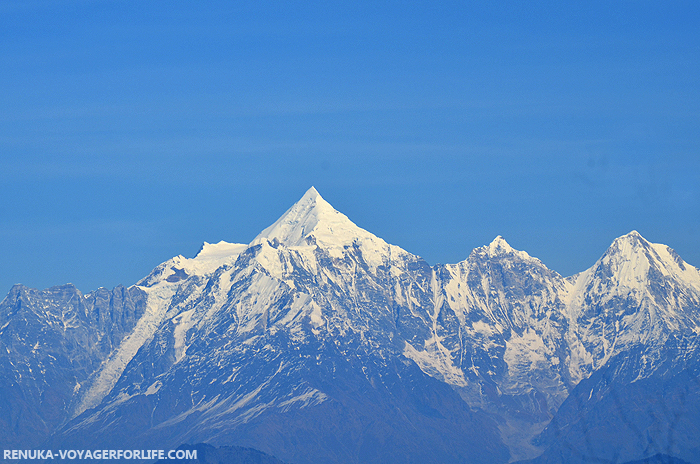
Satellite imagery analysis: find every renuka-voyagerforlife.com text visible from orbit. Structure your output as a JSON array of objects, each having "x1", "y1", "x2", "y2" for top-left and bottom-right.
[{"x1": 3, "y1": 449, "x2": 197, "y2": 460}]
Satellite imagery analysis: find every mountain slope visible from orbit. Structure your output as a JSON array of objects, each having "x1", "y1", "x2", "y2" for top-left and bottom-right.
[
  {"x1": 524, "y1": 233, "x2": 700, "y2": 464},
  {"x1": 50, "y1": 187, "x2": 510, "y2": 463},
  {"x1": 2, "y1": 187, "x2": 699, "y2": 464},
  {"x1": 0, "y1": 284, "x2": 146, "y2": 448},
  {"x1": 526, "y1": 335, "x2": 700, "y2": 464}
]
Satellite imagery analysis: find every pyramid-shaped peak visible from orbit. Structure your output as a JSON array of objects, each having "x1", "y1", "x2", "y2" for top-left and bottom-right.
[
  {"x1": 600, "y1": 231, "x2": 699, "y2": 279},
  {"x1": 487, "y1": 235, "x2": 515, "y2": 256},
  {"x1": 251, "y1": 187, "x2": 370, "y2": 249},
  {"x1": 608, "y1": 230, "x2": 652, "y2": 256},
  {"x1": 573, "y1": 230, "x2": 700, "y2": 302},
  {"x1": 589, "y1": 230, "x2": 697, "y2": 287},
  {"x1": 618, "y1": 230, "x2": 646, "y2": 242},
  {"x1": 304, "y1": 185, "x2": 321, "y2": 199},
  {"x1": 470, "y1": 235, "x2": 541, "y2": 265},
  {"x1": 290, "y1": 186, "x2": 332, "y2": 213}
]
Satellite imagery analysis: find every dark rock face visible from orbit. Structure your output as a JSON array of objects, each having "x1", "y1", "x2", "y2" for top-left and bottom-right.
[
  {"x1": 526, "y1": 337, "x2": 700, "y2": 464},
  {"x1": 0, "y1": 284, "x2": 146, "y2": 449},
  {"x1": 2, "y1": 190, "x2": 700, "y2": 464}
]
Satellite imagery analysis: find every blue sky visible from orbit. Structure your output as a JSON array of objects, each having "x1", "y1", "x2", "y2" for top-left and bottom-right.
[{"x1": 1, "y1": 1, "x2": 699, "y2": 292}]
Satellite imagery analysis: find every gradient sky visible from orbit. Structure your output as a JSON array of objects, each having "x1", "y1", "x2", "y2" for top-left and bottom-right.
[{"x1": 2, "y1": 1, "x2": 699, "y2": 293}]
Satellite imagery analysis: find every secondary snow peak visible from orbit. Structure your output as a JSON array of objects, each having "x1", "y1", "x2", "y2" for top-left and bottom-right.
[
  {"x1": 603, "y1": 230, "x2": 654, "y2": 263},
  {"x1": 575, "y1": 230, "x2": 700, "y2": 299},
  {"x1": 194, "y1": 241, "x2": 248, "y2": 261},
  {"x1": 616, "y1": 230, "x2": 647, "y2": 246}
]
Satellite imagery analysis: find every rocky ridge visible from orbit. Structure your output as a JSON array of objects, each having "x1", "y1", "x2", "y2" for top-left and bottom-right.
[{"x1": 1, "y1": 187, "x2": 699, "y2": 463}]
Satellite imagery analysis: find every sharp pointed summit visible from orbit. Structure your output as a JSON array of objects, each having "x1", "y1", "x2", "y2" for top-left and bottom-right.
[
  {"x1": 487, "y1": 235, "x2": 514, "y2": 256},
  {"x1": 594, "y1": 230, "x2": 684, "y2": 286},
  {"x1": 475, "y1": 235, "x2": 538, "y2": 264},
  {"x1": 569, "y1": 230, "x2": 700, "y2": 329},
  {"x1": 610, "y1": 229, "x2": 648, "y2": 250},
  {"x1": 251, "y1": 187, "x2": 377, "y2": 250}
]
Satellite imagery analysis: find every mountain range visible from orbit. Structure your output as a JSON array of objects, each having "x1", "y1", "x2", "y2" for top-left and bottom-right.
[{"x1": 2, "y1": 187, "x2": 699, "y2": 463}]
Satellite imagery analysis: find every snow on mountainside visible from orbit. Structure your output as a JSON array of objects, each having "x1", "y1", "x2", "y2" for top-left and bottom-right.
[
  {"x1": 522, "y1": 232, "x2": 700, "y2": 463},
  {"x1": 565, "y1": 230, "x2": 700, "y2": 382},
  {"x1": 73, "y1": 240, "x2": 249, "y2": 417},
  {"x1": 3, "y1": 187, "x2": 700, "y2": 464},
  {"x1": 0, "y1": 284, "x2": 147, "y2": 448},
  {"x1": 52, "y1": 187, "x2": 510, "y2": 463},
  {"x1": 412, "y1": 234, "x2": 572, "y2": 412},
  {"x1": 251, "y1": 186, "x2": 410, "y2": 270}
]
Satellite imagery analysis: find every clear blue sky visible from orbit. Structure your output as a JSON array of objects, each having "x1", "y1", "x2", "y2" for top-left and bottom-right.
[{"x1": 1, "y1": 1, "x2": 699, "y2": 293}]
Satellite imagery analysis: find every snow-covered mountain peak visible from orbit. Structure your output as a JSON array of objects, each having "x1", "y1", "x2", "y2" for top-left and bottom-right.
[
  {"x1": 487, "y1": 235, "x2": 514, "y2": 256},
  {"x1": 473, "y1": 235, "x2": 535, "y2": 264},
  {"x1": 569, "y1": 231, "x2": 700, "y2": 310},
  {"x1": 135, "y1": 241, "x2": 248, "y2": 288},
  {"x1": 600, "y1": 231, "x2": 691, "y2": 273},
  {"x1": 598, "y1": 231, "x2": 670, "y2": 281},
  {"x1": 194, "y1": 240, "x2": 248, "y2": 261},
  {"x1": 603, "y1": 231, "x2": 700, "y2": 288},
  {"x1": 305, "y1": 185, "x2": 321, "y2": 199},
  {"x1": 610, "y1": 230, "x2": 647, "y2": 250},
  {"x1": 575, "y1": 231, "x2": 657, "y2": 291},
  {"x1": 250, "y1": 187, "x2": 380, "y2": 251}
]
